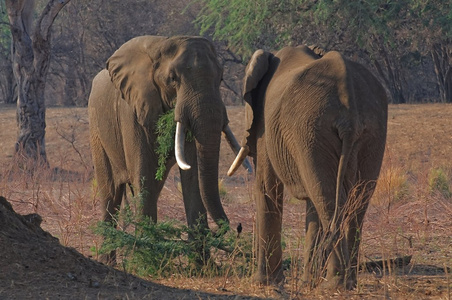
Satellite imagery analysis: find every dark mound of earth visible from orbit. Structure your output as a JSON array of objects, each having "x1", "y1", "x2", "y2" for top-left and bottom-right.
[{"x1": 0, "y1": 196, "x2": 256, "y2": 299}]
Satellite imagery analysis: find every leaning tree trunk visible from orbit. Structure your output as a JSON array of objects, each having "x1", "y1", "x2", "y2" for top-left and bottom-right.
[
  {"x1": 432, "y1": 43, "x2": 452, "y2": 103},
  {"x1": 6, "y1": 0, "x2": 71, "y2": 167}
]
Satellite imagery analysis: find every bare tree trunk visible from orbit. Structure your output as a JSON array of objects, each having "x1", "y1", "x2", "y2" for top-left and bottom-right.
[
  {"x1": 6, "y1": 0, "x2": 71, "y2": 167},
  {"x1": 0, "y1": 64, "x2": 16, "y2": 104},
  {"x1": 373, "y1": 44, "x2": 406, "y2": 104},
  {"x1": 432, "y1": 43, "x2": 452, "y2": 103}
]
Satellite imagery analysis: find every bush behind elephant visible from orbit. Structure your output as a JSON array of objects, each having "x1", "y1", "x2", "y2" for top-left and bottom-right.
[
  {"x1": 229, "y1": 45, "x2": 388, "y2": 289},
  {"x1": 88, "y1": 35, "x2": 248, "y2": 264}
]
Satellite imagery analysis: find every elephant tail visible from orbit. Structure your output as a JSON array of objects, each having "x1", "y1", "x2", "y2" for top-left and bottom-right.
[{"x1": 329, "y1": 132, "x2": 354, "y2": 233}]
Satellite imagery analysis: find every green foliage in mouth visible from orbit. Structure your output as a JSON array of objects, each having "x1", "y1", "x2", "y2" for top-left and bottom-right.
[{"x1": 155, "y1": 109, "x2": 193, "y2": 180}]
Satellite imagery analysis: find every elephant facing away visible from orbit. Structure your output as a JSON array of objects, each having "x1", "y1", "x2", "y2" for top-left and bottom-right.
[
  {"x1": 89, "y1": 35, "x2": 248, "y2": 263},
  {"x1": 229, "y1": 46, "x2": 388, "y2": 289}
]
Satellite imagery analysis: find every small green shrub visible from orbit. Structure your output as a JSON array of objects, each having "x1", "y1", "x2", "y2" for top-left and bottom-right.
[
  {"x1": 428, "y1": 167, "x2": 451, "y2": 198},
  {"x1": 93, "y1": 198, "x2": 253, "y2": 278}
]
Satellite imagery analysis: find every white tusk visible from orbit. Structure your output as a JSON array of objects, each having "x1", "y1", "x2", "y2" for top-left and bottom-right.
[
  {"x1": 227, "y1": 146, "x2": 250, "y2": 176},
  {"x1": 175, "y1": 122, "x2": 191, "y2": 170},
  {"x1": 222, "y1": 125, "x2": 253, "y2": 174}
]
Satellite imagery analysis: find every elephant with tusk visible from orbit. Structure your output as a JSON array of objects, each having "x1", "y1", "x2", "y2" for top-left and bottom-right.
[
  {"x1": 88, "y1": 35, "x2": 250, "y2": 264},
  {"x1": 229, "y1": 45, "x2": 388, "y2": 290}
]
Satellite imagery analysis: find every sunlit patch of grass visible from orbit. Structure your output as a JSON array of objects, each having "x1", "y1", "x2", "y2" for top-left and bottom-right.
[
  {"x1": 373, "y1": 164, "x2": 410, "y2": 206},
  {"x1": 428, "y1": 167, "x2": 451, "y2": 198}
]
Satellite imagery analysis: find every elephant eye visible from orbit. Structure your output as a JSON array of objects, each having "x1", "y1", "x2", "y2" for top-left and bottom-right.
[{"x1": 168, "y1": 71, "x2": 178, "y2": 84}]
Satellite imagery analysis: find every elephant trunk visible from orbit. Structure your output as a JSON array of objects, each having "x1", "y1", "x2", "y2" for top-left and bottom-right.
[
  {"x1": 193, "y1": 109, "x2": 229, "y2": 225},
  {"x1": 175, "y1": 96, "x2": 229, "y2": 225},
  {"x1": 195, "y1": 135, "x2": 228, "y2": 225}
]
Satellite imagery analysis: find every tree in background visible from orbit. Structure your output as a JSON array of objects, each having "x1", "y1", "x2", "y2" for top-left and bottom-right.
[
  {"x1": 0, "y1": 4, "x2": 15, "y2": 104},
  {"x1": 2, "y1": 0, "x2": 449, "y2": 110},
  {"x1": 195, "y1": 0, "x2": 452, "y2": 103},
  {"x1": 410, "y1": 1, "x2": 452, "y2": 103},
  {"x1": 5, "y1": 0, "x2": 70, "y2": 166}
]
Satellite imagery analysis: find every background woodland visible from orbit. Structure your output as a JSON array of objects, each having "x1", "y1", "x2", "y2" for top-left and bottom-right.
[{"x1": 0, "y1": 0, "x2": 451, "y2": 107}]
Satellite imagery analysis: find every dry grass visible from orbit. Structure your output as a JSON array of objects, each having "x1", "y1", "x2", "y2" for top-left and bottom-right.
[{"x1": 1, "y1": 103, "x2": 452, "y2": 299}]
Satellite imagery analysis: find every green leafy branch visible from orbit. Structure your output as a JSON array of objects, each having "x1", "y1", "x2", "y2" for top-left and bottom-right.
[
  {"x1": 155, "y1": 110, "x2": 194, "y2": 181},
  {"x1": 92, "y1": 200, "x2": 251, "y2": 278},
  {"x1": 155, "y1": 110, "x2": 177, "y2": 180}
]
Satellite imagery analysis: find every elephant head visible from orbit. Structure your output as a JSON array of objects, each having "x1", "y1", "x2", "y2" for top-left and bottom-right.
[
  {"x1": 106, "y1": 36, "x2": 229, "y2": 224},
  {"x1": 228, "y1": 47, "x2": 319, "y2": 176},
  {"x1": 228, "y1": 49, "x2": 273, "y2": 175}
]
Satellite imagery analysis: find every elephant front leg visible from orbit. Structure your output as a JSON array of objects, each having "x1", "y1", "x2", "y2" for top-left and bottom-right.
[
  {"x1": 179, "y1": 141, "x2": 208, "y2": 228},
  {"x1": 179, "y1": 141, "x2": 210, "y2": 264},
  {"x1": 135, "y1": 169, "x2": 168, "y2": 223},
  {"x1": 254, "y1": 168, "x2": 285, "y2": 285},
  {"x1": 180, "y1": 166, "x2": 210, "y2": 265}
]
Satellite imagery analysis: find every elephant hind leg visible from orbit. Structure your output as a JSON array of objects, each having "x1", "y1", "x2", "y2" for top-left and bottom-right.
[
  {"x1": 303, "y1": 199, "x2": 324, "y2": 288},
  {"x1": 90, "y1": 132, "x2": 120, "y2": 223},
  {"x1": 302, "y1": 164, "x2": 350, "y2": 289},
  {"x1": 92, "y1": 152, "x2": 125, "y2": 224},
  {"x1": 94, "y1": 179, "x2": 125, "y2": 265},
  {"x1": 91, "y1": 135, "x2": 127, "y2": 266},
  {"x1": 344, "y1": 146, "x2": 385, "y2": 288}
]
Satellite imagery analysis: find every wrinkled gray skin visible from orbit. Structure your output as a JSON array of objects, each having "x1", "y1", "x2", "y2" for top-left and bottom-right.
[
  {"x1": 89, "y1": 36, "x2": 237, "y2": 263},
  {"x1": 229, "y1": 46, "x2": 388, "y2": 289}
]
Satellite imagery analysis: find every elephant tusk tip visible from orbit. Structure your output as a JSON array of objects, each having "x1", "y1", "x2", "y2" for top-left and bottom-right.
[
  {"x1": 175, "y1": 122, "x2": 191, "y2": 171},
  {"x1": 178, "y1": 163, "x2": 191, "y2": 171},
  {"x1": 228, "y1": 146, "x2": 249, "y2": 176},
  {"x1": 227, "y1": 159, "x2": 241, "y2": 176}
]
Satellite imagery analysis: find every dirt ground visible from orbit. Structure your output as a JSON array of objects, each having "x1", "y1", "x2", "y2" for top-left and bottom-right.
[{"x1": 1, "y1": 104, "x2": 452, "y2": 299}]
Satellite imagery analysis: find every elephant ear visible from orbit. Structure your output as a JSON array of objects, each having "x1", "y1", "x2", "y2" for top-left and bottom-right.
[
  {"x1": 241, "y1": 49, "x2": 272, "y2": 149},
  {"x1": 243, "y1": 49, "x2": 271, "y2": 104},
  {"x1": 106, "y1": 36, "x2": 167, "y2": 127}
]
